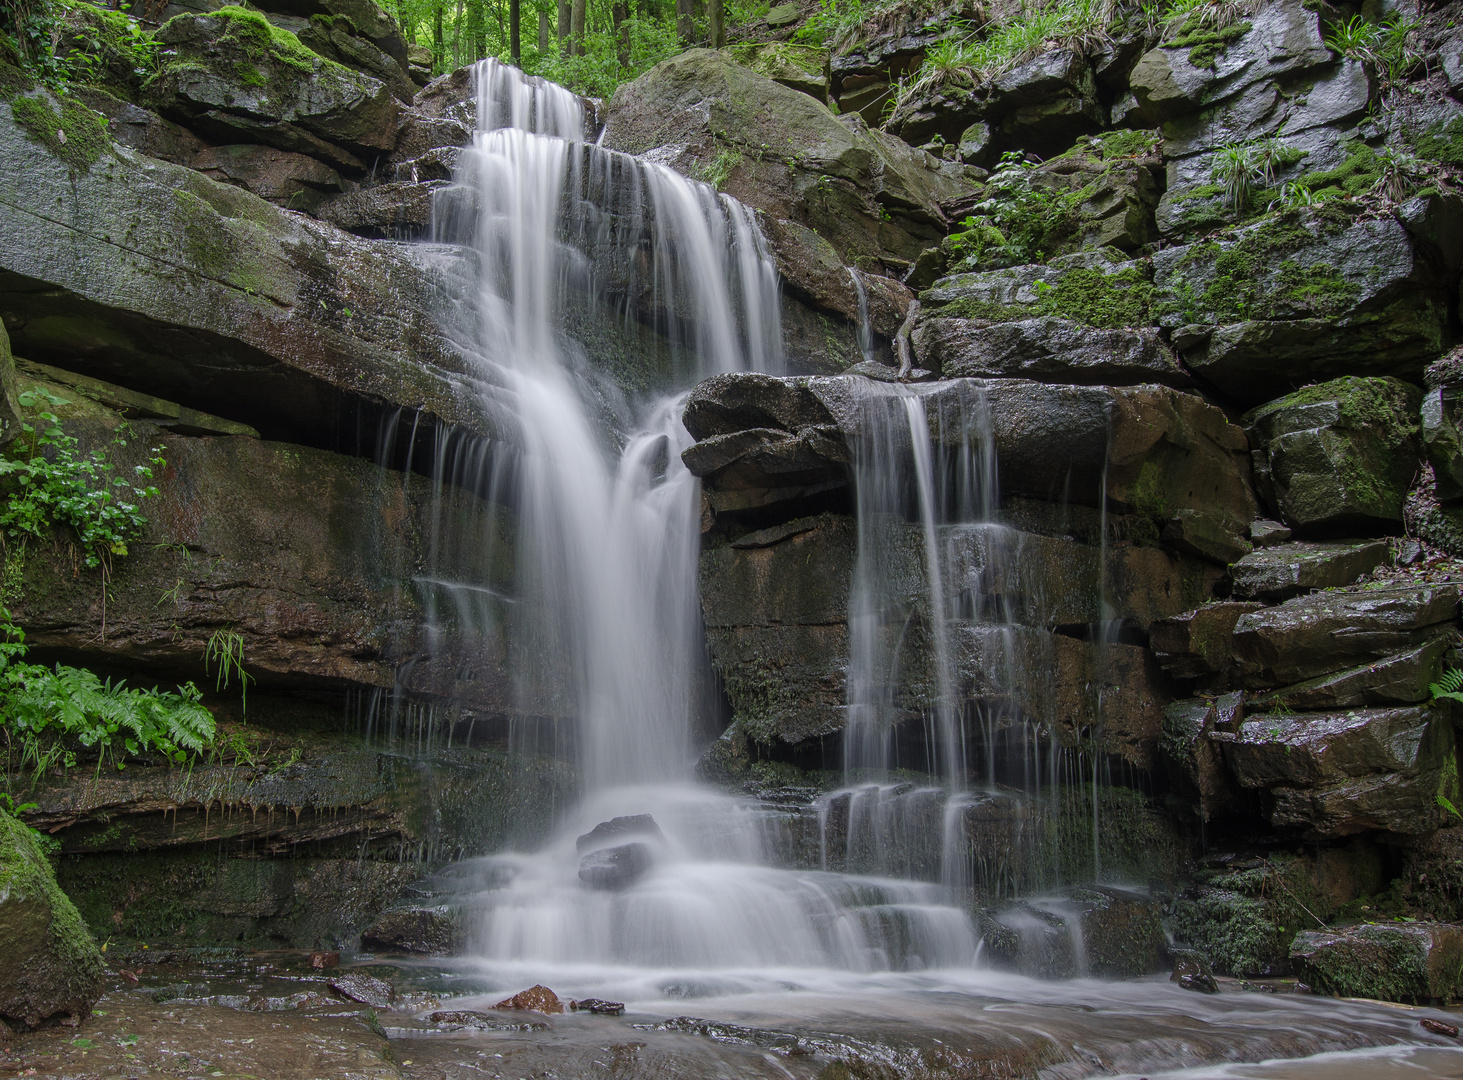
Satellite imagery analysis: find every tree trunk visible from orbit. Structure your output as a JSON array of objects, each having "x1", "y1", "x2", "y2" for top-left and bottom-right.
[
  {"x1": 675, "y1": 0, "x2": 693, "y2": 46},
  {"x1": 708, "y1": 0, "x2": 722, "y2": 47},
  {"x1": 433, "y1": 3, "x2": 445, "y2": 74},
  {"x1": 538, "y1": 9, "x2": 550, "y2": 51},
  {"x1": 557, "y1": 0, "x2": 570, "y2": 52},
  {"x1": 611, "y1": 0, "x2": 629, "y2": 65},
  {"x1": 509, "y1": 0, "x2": 521, "y2": 63},
  {"x1": 570, "y1": 0, "x2": 586, "y2": 55}
]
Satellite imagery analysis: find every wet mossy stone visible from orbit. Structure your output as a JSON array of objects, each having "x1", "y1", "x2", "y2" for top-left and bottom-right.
[
  {"x1": 149, "y1": 6, "x2": 397, "y2": 157},
  {"x1": 0, "y1": 811, "x2": 106, "y2": 1029},
  {"x1": 1291, "y1": 922, "x2": 1463, "y2": 1004},
  {"x1": 1244, "y1": 377, "x2": 1423, "y2": 532},
  {"x1": 7, "y1": 87, "x2": 110, "y2": 175},
  {"x1": 1155, "y1": 212, "x2": 1446, "y2": 406}
]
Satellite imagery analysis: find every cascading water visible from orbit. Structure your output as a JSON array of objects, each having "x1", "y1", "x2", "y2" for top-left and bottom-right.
[{"x1": 422, "y1": 59, "x2": 982, "y2": 990}]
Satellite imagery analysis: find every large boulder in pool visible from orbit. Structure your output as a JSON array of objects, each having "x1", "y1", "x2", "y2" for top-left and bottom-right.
[
  {"x1": 1291, "y1": 922, "x2": 1463, "y2": 1003},
  {"x1": 0, "y1": 811, "x2": 106, "y2": 1030}
]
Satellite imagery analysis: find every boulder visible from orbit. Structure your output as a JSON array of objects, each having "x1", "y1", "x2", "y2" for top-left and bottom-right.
[
  {"x1": 70, "y1": 88, "x2": 207, "y2": 166},
  {"x1": 1291, "y1": 922, "x2": 1463, "y2": 1003},
  {"x1": 0, "y1": 97, "x2": 495, "y2": 442},
  {"x1": 599, "y1": 50, "x2": 975, "y2": 267},
  {"x1": 575, "y1": 814, "x2": 666, "y2": 853},
  {"x1": 296, "y1": 12, "x2": 418, "y2": 103},
  {"x1": 329, "y1": 973, "x2": 395, "y2": 1008},
  {"x1": 1171, "y1": 948, "x2": 1219, "y2": 993},
  {"x1": 1245, "y1": 377, "x2": 1423, "y2": 532},
  {"x1": 361, "y1": 905, "x2": 462, "y2": 955},
  {"x1": 150, "y1": 9, "x2": 399, "y2": 160},
  {"x1": 980, "y1": 887, "x2": 1168, "y2": 979},
  {"x1": 316, "y1": 179, "x2": 446, "y2": 239},
  {"x1": 1231, "y1": 584, "x2": 1457, "y2": 686},
  {"x1": 0, "y1": 811, "x2": 106, "y2": 1030},
  {"x1": 494, "y1": 984, "x2": 564, "y2": 1013},
  {"x1": 1154, "y1": 211, "x2": 1447, "y2": 405},
  {"x1": 1150, "y1": 602, "x2": 1265, "y2": 682},
  {"x1": 578, "y1": 842, "x2": 654, "y2": 890},
  {"x1": 265, "y1": 0, "x2": 412, "y2": 71},
  {"x1": 1222, "y1": 705, "x2": 1451, "y2": 790},
  {"x1": 1161, "y1": 698, "x2": 1241, "y2": 820},
  {"x1": 1228, "y1": 540, "x2": 1391, "y2": 601}
]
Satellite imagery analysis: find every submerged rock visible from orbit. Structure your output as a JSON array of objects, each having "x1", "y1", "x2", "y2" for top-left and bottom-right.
[
  {"x1": 327, "y1": 973, "x2": 395, "y2": 1008},
  {"x1": 0, "y1": 812, "x2": 106, "y2": 1030},
  {"x1": 1291, "y1": 922, "x2": 1463, "y2": 1003},
  {"x1": 575, "y1": 815, "x2": 667, "y2": 853},
  {"x1": 579, "y1": 842, "x2": 655, "y2": 891},
  {"x1": 1170, "y1": 948, "x2": 1220, "y2": 993}
]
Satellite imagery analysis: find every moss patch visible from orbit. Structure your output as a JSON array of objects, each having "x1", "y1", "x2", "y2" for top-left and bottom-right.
[
  {"x1": 8, "y1": 92, "x2": 109, "y2": 173},
  {"x1": 1166, "y1": 16, "x2": 1251, "y2": 68},
  {"x1": 1038, "y1": 265, "x2": 1154, "y2": 329}
]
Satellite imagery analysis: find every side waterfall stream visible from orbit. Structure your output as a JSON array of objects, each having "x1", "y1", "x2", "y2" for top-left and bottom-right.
[{"x1": 383, "y1": 59, "x2": 1463, "y2": 1078}]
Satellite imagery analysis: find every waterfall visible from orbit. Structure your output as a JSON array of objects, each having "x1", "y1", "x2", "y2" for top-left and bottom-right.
[{"x1": 421, "y1": 60, "x2": 983, "y2": 986}]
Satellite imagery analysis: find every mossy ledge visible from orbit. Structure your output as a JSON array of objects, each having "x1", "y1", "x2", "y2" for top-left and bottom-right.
[{"x1": 7, "y1": 90, "x2": 110, "y2": 173}]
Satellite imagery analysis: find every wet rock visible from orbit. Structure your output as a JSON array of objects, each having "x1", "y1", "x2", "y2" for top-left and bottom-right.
[
  {"x1": 296, "y1": 12, "x2": 417, "y2": 104},
  {"x1": 1161, "y1": 698, "x2": 1242, "y2": 819},
  {"x1": 494, "y1": 984, "x2": 564, "y2": 1014},
  {"x1": 980, "y1": 887, "x2": 1167, "y2": 979},
  {"x1": 1162, "y1": 508, "x2": 1252, "y2": 564},
  {"x1": 915, "y1": 318, "x2": 1185, "y2": 388},
  {"x1": 1291, "y1": 922, "x2": 1463, "y2": 1004},
  {"x1": 760, "y1": 216, "x2": 912, "y2": 345},
  {"x1": 1245, "y1": 377, "x2": 1423, "y2": 532},
  {"x1": 191, "y1": 143, "x2": 345, "y2": 211},
  {"x1": 1423, "y1": 385, "x2": 1463, "y2": 504},
  {"x1": 1222, "y1": 705, "x2": 1452, "y2": 790},
  {"x1": 0, "y1": 811, "x2": 106, "y2": 1030},
  {"x1": 361, "y1": 905, "x2": 462, "y2": 955},
  {"x1": 1248, "y1": 638, "x2": 1447, "y2": 711},
  {"x1": 1228, "y1": 540, "x2": 1391, "y2": 601},
  {"x1": 1154, "y1": 213, "x2": 1446, "y2": 406},
  {"x1": 600, "y1": 49, "x2": 974, "y2": 267},
  {"x1": 151, "y1": 9, "x2": 398, "y2": 160},
  {"x1": 328, "y1": 972, "x2": 395, "y2": 1008},
  {"x1": 269, "y1": 0, "x2": 413, "y2": 71},
  {"x1": 1171, "y1": 948, "x2": 1219, "y2": 993},
  {"x1": 721, "y1": 42, "x2": 829, "y2": 102},
  {"x1": 1231, "y1": 584, "x2": 1458, "y2": 686},
  {"x1": 0, "y1": 102, "x2": 493, "y2": 441},
  {"x1": 578, "y1": 842, "x2": 655, "y2": 891},
  {"x1": 576, "y1": 815, "x2": 667, "y2": 852},
  {"x1": 70, "y1": 88, "x2": 207, "y2": 166},
  {"x1": 1250, "y1": 519, "x2": 1292, "y2": 547},
  {"x1": 570, "y1": 998, "x2": 626, "y2": 1015},
  {"x1": 316, "y1": 179, "x2": 446, "y2": 239},
  {"x1": 429, "y1": 1009, "x2": 549, "y2": 1031},
  {"x1": 309, "y1": 951, "x2": 340, "y2": 969}
]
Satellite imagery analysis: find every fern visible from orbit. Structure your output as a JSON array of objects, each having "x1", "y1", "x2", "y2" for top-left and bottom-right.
[{"x1": 1432, "y1": 667, "x2": 1463, "y2": 706}]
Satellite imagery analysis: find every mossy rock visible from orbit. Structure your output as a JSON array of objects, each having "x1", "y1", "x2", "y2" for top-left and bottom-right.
[
  {"x1": 1292, "y1": 922, "x2": 1463, "y2": 1004},
  {"x1": 0, "y1": 810, "x2": 106, "y2": 1029}
]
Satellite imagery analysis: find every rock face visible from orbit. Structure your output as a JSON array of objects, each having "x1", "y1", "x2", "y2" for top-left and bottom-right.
[
  {"x1": 151, "y1": 9, "x2": 398, "y2": 163},
  {"x1": 1292, "y1": 922, "x2": 1463, "y2": 1003},
  {"x1": 600, "y1": 49, "x2": 975, "y2": 267},
  {"x1": 0, "y1": 812, "x2": 106, "y2": 1030},
  {"x1": 0, "y1": 89, "x2": 491, "y2": 443}
]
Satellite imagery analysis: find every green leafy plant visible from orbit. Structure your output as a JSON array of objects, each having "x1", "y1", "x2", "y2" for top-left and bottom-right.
[
  {"x1": 1375, "y1": 145, "x2": 1428, "y2": 203},
  {"x1": 0, "y1": 610, "x2": 215, "y2": 788},
  {"x1": 1212, "y1": 137, "x2": 1304, "y2": 210},
  {"x1": 1431, "y1": 666, "x2": 1463, "y2": 705},
  {"x1": 203, "y1": 629, "x2": 252, "y2": 714},
  {"x1": 794, "y1": 0, "x2": 864, "y2": 48},
  {"x1": 0, "y1": 388, "x2": 162, "y2": 575},
  {"x1": 945, "y1": 151, "x2": 1081, "y2": 270},
  {"x1": 1324, "y1": 14, "x2": 1418, "y2": 93}
]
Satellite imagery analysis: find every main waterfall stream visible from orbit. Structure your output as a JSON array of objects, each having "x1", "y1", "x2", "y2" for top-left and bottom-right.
[{"x1": 393, "y1": 58, "x2": 1463, "y2": 1079}]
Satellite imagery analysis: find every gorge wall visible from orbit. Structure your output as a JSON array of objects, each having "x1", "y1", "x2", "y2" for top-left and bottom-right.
[{"x1": 2, "y1": 0, "x2": 1463, "y2": 1003}]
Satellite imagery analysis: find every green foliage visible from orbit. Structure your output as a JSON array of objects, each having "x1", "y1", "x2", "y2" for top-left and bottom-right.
[
  {"x1": 56, "y1": 0, "x2": 160, "y2": 91},
  {"x1": 1212, "y1": 137, "x2": 1305, "y2": 211},
  {"x1": 1324, "y1": 14, "x2": 1417, "y2": 92},
  {"x1": 946, "y1": 152, "x2": 1081, "y2": 270},
  {"x1": 203, "y1": 629, "x2": 252, "y2": 714},
  {"x1": 0, "y1": 388, "x2": 161, "y2": 570},
  {"x1": 1431, "y1": 666, "x2": 1463, "y2": 706},
  {"x1": 1165, "y1": 12, "x2": 1250, "y2": 68},
  {"x1": 0, "y1": 0, "x2": 69, "y2": 89},
  {"x1": 0, "y1": 610, "x2": 216, "y2": 787},
  {"x1": 794, "y1": 0, "x2": 865, "y2": 48}
]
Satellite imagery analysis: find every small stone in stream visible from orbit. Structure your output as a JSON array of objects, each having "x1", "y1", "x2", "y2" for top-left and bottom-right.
[
  {"x1": 1423, "y1": 1017, "x2": 1459, "y2": 1037},
  {"x1": 118, "y1": 969, "x2": 139, "y2": 983},
  {"x1": 570, "y1": 998, "x2": 626, "y2": 1015},
  {"x1": 309, "y1": 951, "x2": 340, "y2": 970},
  {"x1": 494, "y1": 985, "x2": 564, "y2": 1014},
  {"x1": 1170, "y1": 949, "x2": 1219, "y2": 994},
  {"x1": 428, "y1": 1010, "x2": 549, "y2": 1031},
  {"x1": 576, "y1": 814, "x2": 666, "y2": 853},
  {"x1": 327, "y1": 973, "x2": 394, "y2": 1009}
]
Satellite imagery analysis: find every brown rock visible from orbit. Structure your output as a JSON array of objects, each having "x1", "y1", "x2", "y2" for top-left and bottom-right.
[{"x1": 494, "y1": 985, "x2": 564, "y2": 1014}]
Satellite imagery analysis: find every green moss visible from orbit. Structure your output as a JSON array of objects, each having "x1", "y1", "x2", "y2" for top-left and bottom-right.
[
  {"x1": 0, "y1": 61, "x2": 38, "y2": 101},
  {"x1": 1293, "y1": 140, "x2": 1384, "y2": 199},
  {"x1": 235, "y1": 62, "x2": 266, "y2": 87},
  {"x1": 1411, "y1": 116, "x2": 1463, "y2": 167},
  {"x1": 930, "y1": 297, "x2": 1030, "y2": 322},
  {"x1": 1252, "y1": 376, "x2": 1420, "y2": 447},
  {"x1": 1038, "y1": 265, "x2": 1154, "y2": 329},
  {"x1": 8, "y1": 92, "x2": 109, "y2": 173},
  {"x1": 1166, "y1": 17, "x2": 1251, "y2": 68},
  {"x1": 0, "y1": 809, "x2": 106, "y2": 997}
]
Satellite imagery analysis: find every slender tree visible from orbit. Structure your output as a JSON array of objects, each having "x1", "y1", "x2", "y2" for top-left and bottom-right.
[
  {"x1": 538, "y1": 8, "x2": 550, "y2": 51},
  {"x1": 557, "y1": 0, "x2": 569, "y2": 52},
  {"x1": 510, "y1": 0, "x2": 520, "y2": 62},
  {"x1": 675, "y1": 0, "x2": 692, "y2": 45},
  {"x1": 708, "y1": 0, "x2": 722, "y2": 47},
  {"x1": 569, "y1": 0, "x2": 586, "y2": 55}
]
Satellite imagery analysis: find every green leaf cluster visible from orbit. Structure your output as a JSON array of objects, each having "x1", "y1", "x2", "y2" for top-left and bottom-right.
[
  {"x1": 0, "y1": 387, "x2": 161, "y2": 570},
  {"x1": 0, "y1": 611, "x2": 216, "y2": 786},
  {"x1": 945, "y1": 152, "x2": 1082, "y2": 270}
]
